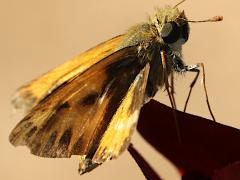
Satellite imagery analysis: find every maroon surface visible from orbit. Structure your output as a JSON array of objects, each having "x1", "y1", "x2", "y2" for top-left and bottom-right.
[
  {"x1": 128, "y1": 144, "x2": 162, "y2": 180},
  {"x1": 136, "y1": 100, "x2": 240, "y2": 178},
  {"x1": 212, "y1": 162, "x2": 240, "y2": 180}
]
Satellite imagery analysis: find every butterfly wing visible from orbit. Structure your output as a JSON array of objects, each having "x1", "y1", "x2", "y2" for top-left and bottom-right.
[
  {"x1": 92, "y1": 63, "x2": 149, "y2": 163},
  {"x1": 9, "y1": 46, "x2": 150, "y2": 173},
  {"x1": 12, "y1": 35, "x2": 124, "y2": 112}
]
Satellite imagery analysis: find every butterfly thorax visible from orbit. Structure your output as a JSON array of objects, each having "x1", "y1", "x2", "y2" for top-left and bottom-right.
[{"x1": 118, "y1": 6, "x2": 189, "y2": 98}]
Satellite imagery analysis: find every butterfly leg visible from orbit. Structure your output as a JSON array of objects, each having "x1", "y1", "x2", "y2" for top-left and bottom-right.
[
  {"x1": 161, "y1": 51, "x2": 181, "y2": 143},
  {"x1": 171, "y1": 54, "x2": 200, "y2": 111},
  {"x1": 183, "y1": 64, "x2": 200, "y2": 112},
  {"x1": 161, "y1": 51, "x2": 177, "y2": 110},
  {"x1": 183, "y1": 63, "x2": 216, "y2": 122},
  {"x1": 171, "y1": 54, "x2": 216, "y2": 121},
  {"x1": 170, "y1": 72, "x2": 177, "y2": 108}
]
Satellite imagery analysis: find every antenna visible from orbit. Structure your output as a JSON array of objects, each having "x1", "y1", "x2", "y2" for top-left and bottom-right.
[
  {"x1": 179, "y1": 16, "x2": 223, "y2": 23},
  {"x1": 174, "y1": 0, "x2": 223, "y2": 23},
  {"x1": 174, "y1": 0, "x2": 186, "y2": 8},
  {"x1": 186, "y1": 16, "x2": 223, "y2": 23}
]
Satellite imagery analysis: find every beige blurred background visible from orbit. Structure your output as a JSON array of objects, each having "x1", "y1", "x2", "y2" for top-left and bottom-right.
[{"x1": 1, "y1": 0, "x2": 239, "y2": 179}]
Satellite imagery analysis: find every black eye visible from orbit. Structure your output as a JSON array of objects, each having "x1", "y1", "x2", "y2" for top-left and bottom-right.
[
  {"x1": 161, "y1": 21, "x2": 180, "y2": 44},
  {"x1": 180, "y1": 22, "x2": 189, "y2": 42}
]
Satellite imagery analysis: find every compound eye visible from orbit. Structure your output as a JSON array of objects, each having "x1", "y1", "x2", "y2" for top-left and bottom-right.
[
  {"x1": 181, "y1": 22, "x2": 190, "y2": 43},
  {"x1": 161, "y1": 21, "x2": 180, "y2": 44}
]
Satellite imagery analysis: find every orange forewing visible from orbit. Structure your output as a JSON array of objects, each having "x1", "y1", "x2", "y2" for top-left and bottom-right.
[{"x1": 12, "y1": 35, "x2": 124, "y2": 112}]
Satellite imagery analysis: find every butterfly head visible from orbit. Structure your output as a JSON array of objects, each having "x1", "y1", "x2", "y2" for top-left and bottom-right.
[{"x1": 151, "y1": 6, "x2": 190, "y2": 45}]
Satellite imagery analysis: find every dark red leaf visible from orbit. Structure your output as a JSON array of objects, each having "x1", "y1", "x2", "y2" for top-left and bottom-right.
[
  {"x1": 137, "y1": 100, "x2": 240, "y2": 178},
  {"x1": 212, "y1": 161, "x2": 240, "y2": 180},
  {"x1": 128, "y1": 144, "x2": 162, "y2": 180}
]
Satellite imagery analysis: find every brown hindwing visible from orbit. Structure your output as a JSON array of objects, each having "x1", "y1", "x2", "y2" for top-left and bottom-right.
[{"x1": 9, "y1": 46, "x2": 147, "y2": 161}]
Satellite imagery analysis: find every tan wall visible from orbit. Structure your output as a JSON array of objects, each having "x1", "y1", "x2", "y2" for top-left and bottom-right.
[{"x1": 0, "y1": 0, "x2": 239, "y2": 179}]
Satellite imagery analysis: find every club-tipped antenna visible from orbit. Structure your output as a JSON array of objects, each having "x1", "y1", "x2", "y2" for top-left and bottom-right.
[
  {"x1": 184, "y1": 15, "x2": 223, "y2": 23},
  {"x1": 174, "y1": 0, "x2": 223, "y2": 23}
]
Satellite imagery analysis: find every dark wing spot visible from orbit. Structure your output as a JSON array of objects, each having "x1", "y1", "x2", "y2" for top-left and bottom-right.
[
  {"x1": 58, "y1": 101, "x2": 70, "y2": 110},
  {"x1": 40, "y1": 113, "x2": 57, "y2": 132},
  {"x1": 59, "y1": 128, "x2": 72, "y2": 147},
  {"x1": 72, "y1": 137, "x2": 83, "y2": 154},
  {"x1": 26, "y1": 126, "x2": 37, "y2": 138},
  {"x1": 42, "y1": 131, "x2": 57, "y2": 156},
  {"x1": 81, "y1": 92, "x2": 99, "y2": 106}
]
